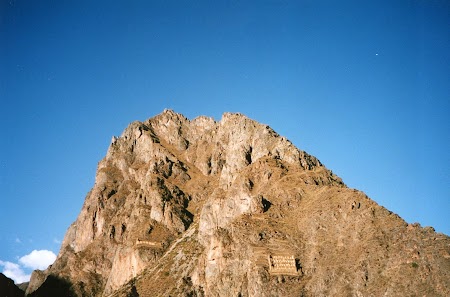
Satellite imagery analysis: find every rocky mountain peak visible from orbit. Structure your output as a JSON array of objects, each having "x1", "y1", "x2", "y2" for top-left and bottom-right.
[{"x1": 26, "y1": 110, "x2": 449, "y2": 297}]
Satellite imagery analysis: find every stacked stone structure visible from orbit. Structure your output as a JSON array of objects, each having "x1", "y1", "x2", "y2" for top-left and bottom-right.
[{"x1": 268, "y1": 255, "x2": 297, "y2": 276}]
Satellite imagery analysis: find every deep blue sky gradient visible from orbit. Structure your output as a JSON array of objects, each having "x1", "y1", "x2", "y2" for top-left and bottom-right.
[{"x1": 1, "y1": 0, "x2": 449, "y2": 273}]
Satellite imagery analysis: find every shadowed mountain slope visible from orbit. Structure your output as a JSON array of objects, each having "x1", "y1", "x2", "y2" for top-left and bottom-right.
[{"x1": 0, "y1": 273, "x2": 25, "y2": 297}]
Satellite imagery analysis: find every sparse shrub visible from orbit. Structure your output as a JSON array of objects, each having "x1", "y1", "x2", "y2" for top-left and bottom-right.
[{"x1": 412, "y1": 262, "x2": 419, "y2": 268}]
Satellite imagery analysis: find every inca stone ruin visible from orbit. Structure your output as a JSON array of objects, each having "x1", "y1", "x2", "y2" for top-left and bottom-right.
[{"x1": 268, "y1": 255, "x2": 298, "y2": 276}]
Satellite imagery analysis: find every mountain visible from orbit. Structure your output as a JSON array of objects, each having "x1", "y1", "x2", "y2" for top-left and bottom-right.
[
  {"x1": 0, "y1": 273, "x2": 25, "y2": 297},
  {"x1": 26, "y1": 110, "x2": 450, "y2": 296}
]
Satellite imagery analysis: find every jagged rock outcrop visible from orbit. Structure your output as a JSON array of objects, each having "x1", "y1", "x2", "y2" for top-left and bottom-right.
[{"x1": 27, "y1": 110, "x2": 450, "y2": 297}]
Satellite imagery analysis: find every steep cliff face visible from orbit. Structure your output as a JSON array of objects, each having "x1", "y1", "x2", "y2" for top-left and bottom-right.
[{"x1": 27, "y1": 110, "x2": 450, "y2": 297}]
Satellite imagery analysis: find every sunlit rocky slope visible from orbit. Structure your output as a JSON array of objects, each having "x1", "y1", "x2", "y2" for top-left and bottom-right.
[{"x1": 26, "y1": 110, "x2": 450, "y2": 296}]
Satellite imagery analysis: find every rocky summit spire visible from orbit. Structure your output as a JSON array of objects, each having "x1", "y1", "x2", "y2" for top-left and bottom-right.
[{"x1": 26, "y1": 110, "x2": 449, "y2": 297}]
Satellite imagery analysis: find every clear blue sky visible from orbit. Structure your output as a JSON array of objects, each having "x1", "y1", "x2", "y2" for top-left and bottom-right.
[{"x1": 1, "y1": 0, "x2": 449, "y2": 281}]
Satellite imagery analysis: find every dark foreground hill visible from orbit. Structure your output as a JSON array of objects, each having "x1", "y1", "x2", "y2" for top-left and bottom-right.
[
  {"x1": 0, "y1": 273, "x2": 24, "y2": 297},
  {"x1": 26, "y1": 110, "x2": 450, "y2": 296}
]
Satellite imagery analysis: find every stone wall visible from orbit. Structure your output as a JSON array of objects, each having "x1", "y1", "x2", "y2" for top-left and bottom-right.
[
  {"x1": 135, "y1": 239, "x2": 162, "y2": 248},
  {"x1": 268, "y1": 255, "x2": 297, "y2": 276}
]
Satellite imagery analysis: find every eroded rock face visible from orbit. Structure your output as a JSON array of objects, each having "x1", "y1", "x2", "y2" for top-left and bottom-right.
[{"x1": 27, "y1": 110, "x2": 450, "y2": 297}]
